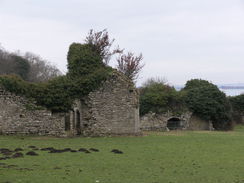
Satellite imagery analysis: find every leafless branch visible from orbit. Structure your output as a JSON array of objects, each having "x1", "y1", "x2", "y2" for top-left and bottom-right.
[
  {"x1": 24, "y1": 52, "x2": 62, "y2": 82},
  {"x1": 85, "y1": 29, "x2": 123, "y2": 65},
  {"x1": 116, "y1": 52, "x2": 144, "y2": 82}
]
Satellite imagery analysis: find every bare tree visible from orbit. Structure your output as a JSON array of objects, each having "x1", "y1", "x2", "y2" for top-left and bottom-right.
[
  {"x1": 0, "y1": 48, "x2": 10, "y2": 74},
  {"x1": 24, "y1": 52, "x2": 62, "y2": 82},
  {"x1": 85, "y1": 29, "x2": 123, "y2": 65},
  {"x1": 116, "y1": 52, "x2": 144, "y2": 82},
  {"x1": 0, "y1": 47, "x2": 61, "y2": 82},
  {"x1": 0, "y1": 48, "x2": 30, "y2": 79}
]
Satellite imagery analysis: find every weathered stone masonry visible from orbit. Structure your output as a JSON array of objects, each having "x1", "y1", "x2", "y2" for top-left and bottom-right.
[
  {"x1": 67, "y1": 72, "x2": 140, "y2": 136},
  {"x1": 0, "y1": 87, "x2": 66, "y2": 136},
  {"x1": 0, "y1": 71, "x2": 141, "y2": 137},
  {"x1": 140, "y1": 111, "x2": 212, "y2": 131}
]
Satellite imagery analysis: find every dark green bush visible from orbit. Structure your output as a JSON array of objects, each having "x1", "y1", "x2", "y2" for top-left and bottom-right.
[
  {"x1": 183, "y1": 79, "x2": 232, "y2": 130},
  {"x1": 183, "y1": 79, "x2": 212, "y2": 90},
  {"x1": 0, "y1": 53, "x2": 30, "y2": 81},
  {"x1": 139, "y1": 79, "x2": 185, "y2": 116},
  {"x1": 67, "y1": 43, "x2": 105, "y2": 78},
  {"x1": 229, "y1": 94, "x2": 244, "y2": 113},
  {"x1": 11, "y1": 55, "x2": 30, "y2": 80},
  {"x1": 0, "y1": 75, "x2": 29, "y2": 95},
  {"x1": 229, "y1": 94, "x2": 244, "y2": 123}
]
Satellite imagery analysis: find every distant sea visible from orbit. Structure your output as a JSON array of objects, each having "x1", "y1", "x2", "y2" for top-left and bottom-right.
[
  {"x1": 220, "y1": 89, "x2": 244, "y2": 96},
  {"x1": 174, "y1": 86, "x2": 244, "y2": 96}
]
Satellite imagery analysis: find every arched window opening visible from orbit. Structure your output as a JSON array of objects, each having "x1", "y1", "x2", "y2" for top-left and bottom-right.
[{"x1": 167, "y1": 117, "x2": 182, "y2": 130}]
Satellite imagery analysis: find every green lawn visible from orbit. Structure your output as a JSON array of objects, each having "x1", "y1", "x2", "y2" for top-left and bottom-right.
[{"x1": 1, "y1": 128, "x2": 244, "y2": 183}]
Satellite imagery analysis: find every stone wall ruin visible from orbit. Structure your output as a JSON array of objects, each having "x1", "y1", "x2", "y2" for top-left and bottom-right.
[
  {"x1": 140, "y1": 111, "x2": 212, "y2": 131},
  {"x1": 0, "y1": 87, "x2": 66, "y2": 136},
  {"x1": 65, "y1": 72, "x2": 141, "y2": 136},
  {"x1": 0, "y1": 71, "x2": 141, "y2": 137}
]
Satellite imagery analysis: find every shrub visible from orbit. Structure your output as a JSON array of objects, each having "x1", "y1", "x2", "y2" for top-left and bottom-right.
[
  {"x1": 139, "y1": 78, "x2": 185, "y2": 116},
  {"x1": 0, "y1": 75, "x2": 29, "y2": 95},
  {"x1": 183, "y1": 79, "x2": 212, "y2": 90},
  {"x1": 183, "y1": 79, "x2": 232, "y2": 130},
  {"x1": 67, "y1": 43, "x2": 105, "y2": 78},
  {"x1": 229, "y1": 94, "x2": 244, "y2": 124},
  {"x1": 10, "y1": 55, "x2": 30, "y2": 80},
  {"x1": 229, "y1": 94, "x2": 244, "y2": 113}
]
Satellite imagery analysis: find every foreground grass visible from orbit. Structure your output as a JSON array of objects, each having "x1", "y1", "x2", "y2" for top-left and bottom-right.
[{"x1": 0, "y1": 129, "x2": 244, "y2": 183}]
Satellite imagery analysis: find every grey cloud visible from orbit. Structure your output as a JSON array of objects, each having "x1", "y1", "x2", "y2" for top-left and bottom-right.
[{"x1": 0, "y1": 0, "x2": 243, "y2": 86}]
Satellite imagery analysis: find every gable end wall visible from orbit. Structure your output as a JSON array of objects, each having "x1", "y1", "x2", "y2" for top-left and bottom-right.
[{"x1": 77, "y1": 72, "x2": 140, "y2": 136}]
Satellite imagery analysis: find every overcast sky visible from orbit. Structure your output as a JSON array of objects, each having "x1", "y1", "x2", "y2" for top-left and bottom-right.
[{"x1": 0, "y1": 0, "x2": 244, "y2": 86}]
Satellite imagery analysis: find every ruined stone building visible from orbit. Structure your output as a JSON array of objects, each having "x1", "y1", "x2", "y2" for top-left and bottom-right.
[
  {"x1": 0, "y1": 69, "x2": 214, "y2": 137},
  {"x1": 68, "y1": 72, "x2": 140, "y2": 136},
  {"x1": 0, "y1": 71, "x2": 140, "y2": 136},
  {"x1": 140, "y1": 111, "x2": 213, "y2": 131}
]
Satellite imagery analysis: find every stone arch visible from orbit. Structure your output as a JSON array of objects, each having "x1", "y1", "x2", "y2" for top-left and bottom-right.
[
  {"x1": 72, "y1": 111, "x2": 75, "y2": 131},
  {"x1": 167, "y1": 117, "x2": 182, "y2": 130}
]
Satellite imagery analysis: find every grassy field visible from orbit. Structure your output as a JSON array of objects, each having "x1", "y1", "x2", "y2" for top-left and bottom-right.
[{"x1": 1, "y1": 127, "x2": 244, "y2": 183}]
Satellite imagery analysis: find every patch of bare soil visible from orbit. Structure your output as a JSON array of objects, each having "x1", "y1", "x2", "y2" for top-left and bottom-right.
[
  {"x1": 40, "y1": 147, "x2": 55, "y2": 151},
  {"x1": 111, "y1": 149, "x2": 123, "y2": 154},
  {"x1": 48, "y1": 148, "x2": 77, "y2": 153},
  {"x1": 89, "y1": 148, "x2": 99, "y2": 152},
  {"x1": 0, "y1": 148, "x2": 13, "y2": 156},
  {"x1": 14, "y1": 148, "x2": 23, "y2": 152},
  {"x1": 78, "y1": 148, "x2": 90, "y2": 153},
  {"x1": 26, "y1": 151, "x2": 38, "y2": 156},
  {"x1": 12, "y1": 152, "x2": 24, "y2": 158},
  {"x1": 63, "y1": 148, "x2": 71, "y2": 151},
  {"x1": 0, "y1": 145, "x2": 105, "y2": 163}
]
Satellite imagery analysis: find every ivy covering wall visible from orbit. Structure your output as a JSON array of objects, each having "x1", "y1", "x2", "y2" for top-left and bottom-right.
[{"x1": 0, "y1": 43, "x2": 113, "y2": 112}]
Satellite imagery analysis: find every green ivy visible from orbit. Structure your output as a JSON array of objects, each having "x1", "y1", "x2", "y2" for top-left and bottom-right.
[{"x1": 0, "y1": 43, "x2": 113, "y2": 112}]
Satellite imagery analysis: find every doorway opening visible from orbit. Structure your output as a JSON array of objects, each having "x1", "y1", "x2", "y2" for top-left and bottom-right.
[
  {"x1": 65, "y1": 114, "x2": 70, "y2": 131},
  {"x1": 167, "y1": 117, "x2": 182, "y2": 130},
  {"x1": 76, "y1": 110, "x2": 81, "y2": 135}
]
